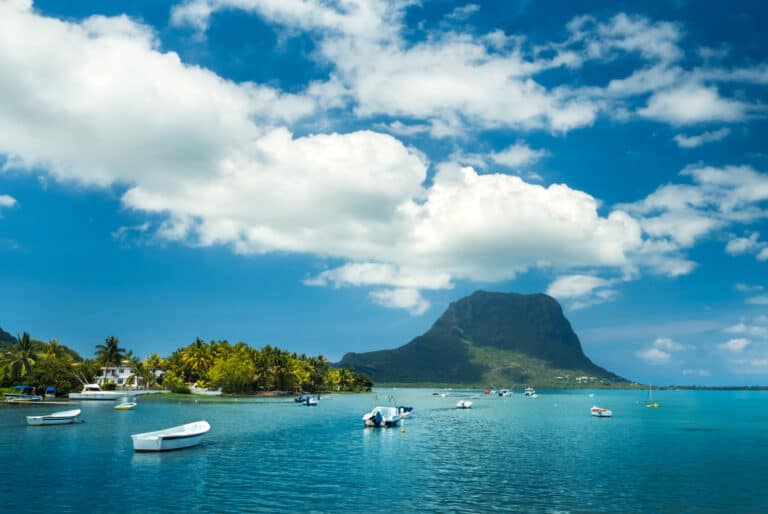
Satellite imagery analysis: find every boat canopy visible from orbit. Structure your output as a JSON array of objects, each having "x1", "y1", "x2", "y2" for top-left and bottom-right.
[
  {"x1": 45, "y1": 386, "x2": 56, "y2": 393},
  {"x1": 13, "y1": 385, "x2": 33, "y2": 390}
]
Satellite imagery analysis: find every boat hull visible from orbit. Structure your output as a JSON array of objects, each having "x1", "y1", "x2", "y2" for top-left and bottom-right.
[
  {"x1": 26, "y1": 409, "x2": 81, "y2": 426},
  {"x1": 591, "y1": 406, "x2": 613, "y2": 417},
  {"x1": 114, "y1": 402, "x2": 137, "y2": 410},
  {"x1": 131, "y1": 421, "x2": 210, "y2": 452},
  {"x1": 69, "y1": 392, "x2": 137, "y2": 400}
]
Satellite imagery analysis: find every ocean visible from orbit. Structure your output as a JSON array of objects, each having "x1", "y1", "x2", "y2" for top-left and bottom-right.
[{"x1": 1, "y1": 388, "x2": 766, "y2": 513}]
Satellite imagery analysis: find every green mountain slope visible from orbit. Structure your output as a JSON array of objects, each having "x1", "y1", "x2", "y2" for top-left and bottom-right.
[
  {"x1": 339, "y1": 291, "x2": 625, "y2": 386},
  {"x1": 0, "y1": 326, "x2": 16, "y2": 349}
]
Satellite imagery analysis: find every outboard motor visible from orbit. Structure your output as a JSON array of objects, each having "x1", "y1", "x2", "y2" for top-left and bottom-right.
[{"x1": 374, "y1": 410, "x2": 383, "y2": 426}]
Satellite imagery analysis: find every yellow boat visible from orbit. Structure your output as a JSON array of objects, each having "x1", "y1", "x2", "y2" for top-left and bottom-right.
[
  {"x1": 646, "y1": 385, "x2": 660, "y2": 408},
  {"x1": 114, "y1": 402, "x2": 137, "y2": 411}
]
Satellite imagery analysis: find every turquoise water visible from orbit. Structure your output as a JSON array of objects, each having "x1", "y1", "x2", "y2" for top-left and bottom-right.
[{"x1": 1, "y1": 389, "x2": 767, "y2": 513}]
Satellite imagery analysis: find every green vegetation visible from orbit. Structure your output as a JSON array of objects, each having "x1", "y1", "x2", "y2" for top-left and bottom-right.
[{"x1": 0, "y1": 327, "x2": 371, "y2": 395}]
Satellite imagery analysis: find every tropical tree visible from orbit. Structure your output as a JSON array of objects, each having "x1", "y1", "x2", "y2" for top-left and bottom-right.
[
  {"x1": 95, "y1": 336, "x2": 125, "y2": 367},
  {"x1": 180, "y1": 338, "x2": 213, "y2": 382},
  {"x1": 1, "y1": 332, "x2": 40, "y2": 382},
  {"x1": 43, "y1": 338, "x2": 67, "y2": 360},
  {"x1": 208, "y1": 349, "x2": 255, "y2": 393}
]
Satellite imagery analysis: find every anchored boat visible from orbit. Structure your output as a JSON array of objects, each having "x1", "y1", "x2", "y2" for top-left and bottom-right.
[
  {"x1": 362, "y1": 406, "x2": 401, "y2": 428},
  {"x1": 26, "y1": 409, "x2": 81, "y2": 426},
  {"x1": 591, "y1": 406, "x2": 613, "y2": 417},
  {"x1": 131, "y1": 421, "x2": 211, "y2": 452},
  {"x1": 456, "y1": 400, "x2": 473, "y2": 409}
]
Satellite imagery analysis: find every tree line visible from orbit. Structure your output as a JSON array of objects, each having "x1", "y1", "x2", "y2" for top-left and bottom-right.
[{"x1": 0, "y1": 333, "x2": 372, "y2": 395}]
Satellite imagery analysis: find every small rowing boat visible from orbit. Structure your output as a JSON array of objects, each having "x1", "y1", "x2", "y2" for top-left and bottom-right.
[
  {"x1": 26, "y1": 409, "x2": 81, "y2": 426},
  {"x1": 131, "y1": 421, "x2": 210, "y2": 452}
]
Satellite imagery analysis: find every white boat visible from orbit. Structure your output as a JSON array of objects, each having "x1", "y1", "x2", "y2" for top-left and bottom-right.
[
  {"x1": 591, "y1": 406, "x2": 613, "y2": 417},
  {"x1": 131, "y1": 421, "x2": 211, "y2": 452},
  {"x1": 114, "y1": 402, "x2": 137, "y2": 411},
  {"x1": 69, "y1": 384, "x2": 137, "y2": 401},
  {"x1": 362, "y1": 406, "x2": 401, "y2": 428},
  {"x1": 498, "y1": 389, "x2": 511, "y2": 397},
  {"x1": 304, "y1": 397, "x2": 318, "y2": 406},
  {"x1": 26, "y1": 409, "x2": 81, "y2": 426},
  {"x1": 191, "y1": 385, "x2": 223, "y2": 396},
  {"x1": 456, "y1": 400, "x2": 473, "y2": 409},
  {"x1": 524, "y1": 387, "x2": 536, "y2": 397}
]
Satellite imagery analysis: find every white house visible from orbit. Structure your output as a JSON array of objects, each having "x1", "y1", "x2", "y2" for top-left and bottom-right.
[{"x1": 97, "y1": 361, "x2": 143, "y2": 388}]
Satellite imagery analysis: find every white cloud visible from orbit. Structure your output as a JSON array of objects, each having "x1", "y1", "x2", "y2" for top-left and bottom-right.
[
  {"x1": 546, "y1": 274, "x2": 619, "y2": 310},
  {"x1": 725, "y1": 232, "x2": 762, "y2": 255},
  {"x1": 758, "y1": 248, "x2": 768, "y2": 261},
  {"x1": 674, "y1": 127, "x2": 731, "y2": 148},
  {"x1": 491, "y1": 142, "x2": 547, "y2": 169},
  {"x1": 635, "y1": 347, "x2": 671, "y2": 365},
  {"x1": 639, "y1": 85, "x2": 748, "y2": 125},
  {"x1": 369, "y1": 288, "x2": 429, "y2": 316},
  {"x1": 636, "y1": 336, "x2": 689, "y2": 365},
  {"x1": 747, "y1": 296, "x2": 768, "y2": 305},
  {"x1": 719, "y1": 338, "x2": 750, "y2": 352},
  {"x1": 305, "y1": 262, "x2": 452, "y2": 290},
  {"x1": 374, "y1": 120, "x2": 431, "y2": 137},
  {"x1": 446, "y1": 4, "x2": 480, "y2": 21},
  {"x1": 0, "y1": 194, "x2": 16, "y2": 208}
]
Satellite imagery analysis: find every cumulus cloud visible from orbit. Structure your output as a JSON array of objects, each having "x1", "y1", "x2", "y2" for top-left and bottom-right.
[
  {"x1": 638, "y1": 85, "x2": 748, "y2": 125},
  {"x1": 725, "y1": 232, "x2": 768, "y2": 261},
  {"x1": 674, "y1": 127, "x2": 731, "y2": 148},
  {"x1": 491, "y1": 142, "x2": 547, "y2": 169},
  {"x1": 747, "y1": 296, "x2": 768, "y2": 305},
  {"x1": 369, "y1": 288, "x2": 430, "y2": 316},
  {"x1": 636, "y1": 337, "x2": 688, "y2": 364},
  {"x1": 719, "y1": 338, "x2": 750, "y2": 352},
  {"x1": 0, "y1": 194, "x2": 16, "y2": 208},
  {"x1": 546, "y1": 274, "x2": 618, "y2": 310}
]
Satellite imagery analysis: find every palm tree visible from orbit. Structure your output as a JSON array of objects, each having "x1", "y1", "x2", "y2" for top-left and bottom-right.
[
  {"x1": 180, "y1": 338, "x2": 213, "y2": 382},
  {"x1": 43, "y1": 338, "x2": 66, "y2": 360},
  {"x1": 95, "y1": 336, "x2": 125, "y2": 367},
  {"x1": 2, "y1": 332, "x2": 39, "y2": 382}
]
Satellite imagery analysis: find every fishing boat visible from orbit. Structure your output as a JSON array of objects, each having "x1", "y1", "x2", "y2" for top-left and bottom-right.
[
  {"x1": 69, "y1": 384, "x2": 136, "y2": 401},
  {"x1": 646, "y1": 385, "x2": 660, "y2": 408},
  {"x1": 5, "y1": 385, "x2": 43, "y2": 402},
  {"x1": 362, "y1": 406, "x2": 401, "y2": 428},
  {"x1": 456, "y1": 400, "x2": 473, "y2": 409},
  {"x1": 131, "y1": 421, "x2": 211, "y2": 452},
  {"x1": 26, "y1": 409, "x2": 81, "y2": 426},
  {"x1": 590, "y1": 406, "x2": 613, "y2": 417},
  {"x1": 114, "y1": 401, "x2": 137, "y2": 411}
]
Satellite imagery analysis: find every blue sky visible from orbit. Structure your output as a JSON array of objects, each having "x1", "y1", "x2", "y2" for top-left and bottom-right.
[{"x1": 1, "y1": 0, "x2": 767, "y2": 385}]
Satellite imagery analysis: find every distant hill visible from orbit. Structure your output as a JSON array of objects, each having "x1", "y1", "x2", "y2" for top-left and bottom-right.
[
  {"x1": 0, "y1": 326, "x2": 16, "y2": 349},
  {"x1": 339, "y1": 291, "x2": 625, "y2": 387}
]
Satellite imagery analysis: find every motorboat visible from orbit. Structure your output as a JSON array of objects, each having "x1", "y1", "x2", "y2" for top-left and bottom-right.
[
  {"x1": 44, "y1": 386, "x2": 57, "y2": 399},
  {"x1": 498, "y1": 389, "x2": 511, "y2": 397},
  {"x1": 523, "y1": 387, "x2": 535, "y2": 396},
  {"x1": 131, "y1": 421, "x2": 211, "y2": 452},
  {"x1": 26, "y1": 409, "x2": 81, "y2": 426},
  {"x1": 591, "y1": 406, "x2": 613, "y2": 417},
  {"x1": 294, "y1": 395, "x2": 310, "y2": 403},
  {"x1": 456, "y1": 400, "x2": 473, "y2": 409},
  {"x1": 304, "y1": 397, "x2": 318, "y2": 406},
  {"x1": 69, "y1": 384, "x2": 136, "y2": 401},
  {"x1": 114, "y1": 402, "x2": 137, "y2": 411},
  {"x1": 646, "y1": 384, "x2": 660, "y2": 408},
  {"x1": 397, "y1": 406, "x2": 414, "y2": 418},
  {"x1": 191, "y1": 385, "x2": 223, "y2": 396},
  {"x1": 5, "y1": 385, "x2": 43, "y2": 402},
  {"x1": 362, "y1": 406, "x2": 401, "y2": 428}
]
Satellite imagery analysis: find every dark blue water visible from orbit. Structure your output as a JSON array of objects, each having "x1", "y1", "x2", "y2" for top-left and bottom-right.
[{"x1": 1, "y1": 389, "x2": 767, "y2": 513}]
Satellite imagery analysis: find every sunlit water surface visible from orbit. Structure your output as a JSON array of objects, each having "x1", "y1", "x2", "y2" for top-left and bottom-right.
[{"x1": 1, "y1": 389, "x2": 767, "y2": 513}]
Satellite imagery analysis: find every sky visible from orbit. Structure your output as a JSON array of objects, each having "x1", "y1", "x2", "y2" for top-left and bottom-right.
[{"x1": 1, "y1": 0, "x2": 767, "y2": 385}]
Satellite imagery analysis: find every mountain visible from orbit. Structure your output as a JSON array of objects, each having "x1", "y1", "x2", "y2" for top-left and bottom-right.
[
  {"x1": 0, "y1": 326, "x2": 16, "y2": 349},
  {"x1": 339, "y1": 291, "x2": 625, "y2": 386}
]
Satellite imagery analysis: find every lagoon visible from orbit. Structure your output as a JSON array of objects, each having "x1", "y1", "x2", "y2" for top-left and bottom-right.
[{"x1": 1, "y1": 389, "x2": 767, "y2": 513}]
